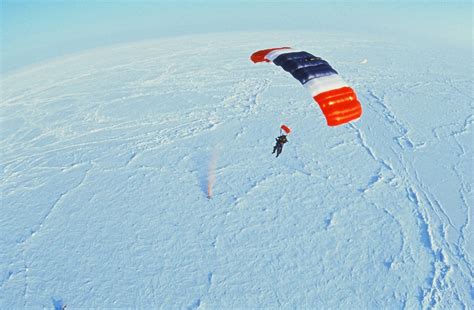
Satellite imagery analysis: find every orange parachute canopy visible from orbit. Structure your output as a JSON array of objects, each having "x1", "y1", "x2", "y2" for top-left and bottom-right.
[{"x1": 280, "y1": 125, "x2": 292, "y2": 134}]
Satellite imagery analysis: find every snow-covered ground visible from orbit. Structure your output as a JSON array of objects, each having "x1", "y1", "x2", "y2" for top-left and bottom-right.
[{"x1": 1, "y1": 32, "x2": 472, "y2": 308}]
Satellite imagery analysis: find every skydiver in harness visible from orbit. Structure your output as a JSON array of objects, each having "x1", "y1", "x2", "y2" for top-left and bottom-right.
[
  {"x1": 272, "y1": 134, "x2": 288, "y2": 157},
  {"x1": 272, "y1": 125, "x2": 291, "y2": 157}
]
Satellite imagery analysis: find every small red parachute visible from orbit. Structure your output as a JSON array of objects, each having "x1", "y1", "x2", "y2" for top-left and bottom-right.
[{"x1": 280, "y1": 125, "x2": 292, "y2": 134}]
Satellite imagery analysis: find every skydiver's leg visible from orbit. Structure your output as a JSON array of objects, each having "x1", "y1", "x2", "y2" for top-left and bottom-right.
[
  {"x1": 272, "y1": 145, "x2": 277, "y2": 154},
  {"x1": 276, "y1": 144, "x2": 283, "y2": 157}
]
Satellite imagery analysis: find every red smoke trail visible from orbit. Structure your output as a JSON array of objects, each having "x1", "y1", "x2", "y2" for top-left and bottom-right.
[{"x1": 207, "y1": 150, "x2": 218, "y2": 199}]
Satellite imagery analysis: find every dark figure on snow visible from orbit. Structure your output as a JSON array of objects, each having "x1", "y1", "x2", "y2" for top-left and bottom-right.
[{"x1": 272, "y1": 135, "x2": 288, "y2": 157}]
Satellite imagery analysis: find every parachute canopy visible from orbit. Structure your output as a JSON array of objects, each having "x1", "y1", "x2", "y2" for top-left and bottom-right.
[
  {"x1": 280, "y1": 125, "x2": 291, "y2": 134},
  {"x1": 251, "y1": 47, "x2": 362, "y2": 126}
]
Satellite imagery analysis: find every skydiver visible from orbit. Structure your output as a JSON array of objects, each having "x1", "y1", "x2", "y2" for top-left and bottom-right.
[{"x1": 272, "y1": 135, "x2": 288, "y2": 157}]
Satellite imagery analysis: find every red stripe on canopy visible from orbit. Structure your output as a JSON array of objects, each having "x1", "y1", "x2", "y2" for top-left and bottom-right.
[
  {"x1": 250, "y1": 47, "x2": 291, "y2": 63},
  {"x1": 313, "y1": 87, "x2": 362, "y2": 126}
]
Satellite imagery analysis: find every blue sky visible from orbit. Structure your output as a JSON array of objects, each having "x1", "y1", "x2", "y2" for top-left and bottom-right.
[{"x1": 1, "y1": 0, "x2": 472, "y2": 73}]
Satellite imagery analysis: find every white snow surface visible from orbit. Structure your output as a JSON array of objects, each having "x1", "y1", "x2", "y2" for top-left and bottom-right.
[{"x1": 1, "y1": 32, "x2": 472, "y2": 309}]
